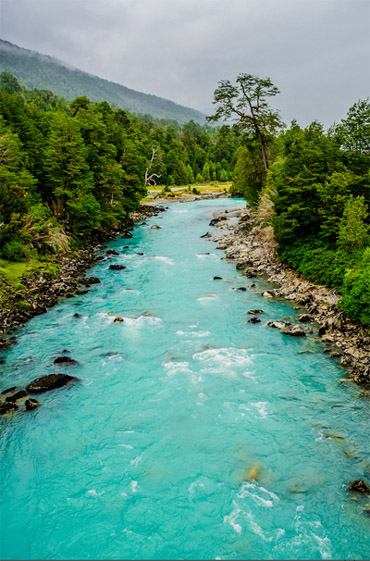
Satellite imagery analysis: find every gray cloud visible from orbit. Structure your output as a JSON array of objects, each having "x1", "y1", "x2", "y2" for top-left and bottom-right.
[{"x1": 1, "y1": 0, "x2": 369, "y2": 126}]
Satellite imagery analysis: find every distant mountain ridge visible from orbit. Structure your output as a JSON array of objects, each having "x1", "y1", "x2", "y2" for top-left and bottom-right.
[{"x1": 0, "y1": 39, "x2": 205, "y2": 123}]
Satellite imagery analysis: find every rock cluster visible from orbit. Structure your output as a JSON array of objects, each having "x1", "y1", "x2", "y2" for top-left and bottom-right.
[{"x1": 211, "y1": 207, "x2": 370, "y2": 387}]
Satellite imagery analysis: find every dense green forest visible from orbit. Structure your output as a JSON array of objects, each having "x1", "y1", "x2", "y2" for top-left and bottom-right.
[
  {"x1": 0, "y1": 39, "x2": 205, "y2": 124},
  {"x1": 0, "y1": 72, "x2": 238, "y2": 261},
  {"x1": 216, "y1": 75, "x2": 370, "y2": 326},
  {"x1": 1, "y1": 69, "x2": 369, "y2": 328}
]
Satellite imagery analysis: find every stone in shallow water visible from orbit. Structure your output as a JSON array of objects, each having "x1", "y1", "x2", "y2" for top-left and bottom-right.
[
  {"x1": 151, "y1": 225, "x2": 161, "y2": 230},
  {"x1": 0, "y1": 401, "x2": 18, "y2": 415},
  {"x1": 106, "y1": 249, "x2": 119, "y2": 255},
  {"x1": 113, "y1": 317, "x2": 124, "y2": 323},
  {"x1": 109, "y1": 264, "x2": 126, "y2": 271},
  {"x1": 248, "y1": 309, "x2": 264, "y2": 315},
  {"x1": 348, "y1": 479, "x2": 370, "y2": 494},
  {"x1": 248, "y1": 317, "x2": 261, "y2": 324},
  {"x1": 267, "y1": 320, "x2": 291, "y2": 329},
  {"x1": 200, "y1": 231, "x2": 212, "y2": 238},
  {"x1": 283, "y1": 325, "x2": 306, "y2": 337},
  {"x1": 213, "y1": 276, "x2": 222, "y2": 280},
  {"x1": 25, "y1": 398, "x2": 40, "y2": 411},
  {"x1": 26, "y1": 373, "x2": 78, "y2": 393},
  {"x1": 53, "y1": 356, "x2": 79, "y2": 366}
]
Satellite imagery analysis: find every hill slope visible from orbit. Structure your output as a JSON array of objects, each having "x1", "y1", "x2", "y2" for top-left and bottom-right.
[{"x1": 0, "y1": 39, "x2": 205, "y2": 123}]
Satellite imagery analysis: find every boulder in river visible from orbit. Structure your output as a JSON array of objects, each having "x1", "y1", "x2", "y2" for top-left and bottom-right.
[
  {"x1": 54, "y1": 356, "x2": 79, "y2": 366},
  {"x1": 347, "y1": 479, "x2": 370, "y2": 494},
  {"x1": 113, "y1": 317, "x2": 124, "y2": 323},
  {"x1": 248, "y1": 317, "x2": 261, "y2": 324},
  {"x1": 267, "y1": 321, "x2": 291, "y2": 329},
  {"x1": 83, "y1": 277, "x2": 101, "y2": 285},
  {"x1": 109, "y1": 264, "x2": 126, "y2": 271},
  {"x1": 213, "y1": 276, "x2": 222, "y2": 280},
  {"x1": 122, "y1": 231, "x2": 133, "y2": 238},
  {"x1": 283, "y1": 325, "x2": 306, "y2": 337},
  {"x1": 151, "y1": 225, "x2": 161, "y2": 230},
  {"x1": 26, "y1": 373, "x2": 78, "y2": 393},
  {"x1": 106, "y1": 249, "x2": 119, "y2": 255},
  {"x1": 0, "y1": 401, "x2": 18, "y2": 415},
  {"x1": 237, "y1": 287, "x2": 247, "y2": 292},
  {"x1": 25, "y1": 398, "x2": 40, "y2": 411},
  {"x1": 248, "y1": 309, "x2": 264, "y2": 315},
  {"x1": 73, "y1": 313, "x2": 83, "y2": 318},
  {"x1": 200, "y1": 232, "x2": 212, "y2": 238}
]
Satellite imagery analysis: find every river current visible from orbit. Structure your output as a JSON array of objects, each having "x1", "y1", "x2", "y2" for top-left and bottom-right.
[{"x1": 1, "y1": 198, "x2": 369, "y2": 560}]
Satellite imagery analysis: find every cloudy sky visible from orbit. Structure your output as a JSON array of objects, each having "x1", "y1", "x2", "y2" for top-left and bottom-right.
[{"x1": 1, "y1": 0, "x2": 369, "y2": 126}]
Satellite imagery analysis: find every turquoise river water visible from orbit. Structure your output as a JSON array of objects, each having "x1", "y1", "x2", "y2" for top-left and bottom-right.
[{"x1": 0, "y1": 198, "x2": 369, "y2": 560}]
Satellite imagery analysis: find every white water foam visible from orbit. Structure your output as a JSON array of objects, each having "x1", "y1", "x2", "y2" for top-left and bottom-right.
[
  {"x1": 196, "y1": 294, "x2": 220, "y2": 302},
  {"x1": 124, "y1": 315, "x2": 162, "y2": 328},
  {"x1": 193, "y1": 347, "x2": 253, "y2": 378},
  {"x1": 176, "y1": 330, "x2": 211, "y2": 338},
  {"x1": 151, "y1": 256, "x2": 174, "y2": 265}
]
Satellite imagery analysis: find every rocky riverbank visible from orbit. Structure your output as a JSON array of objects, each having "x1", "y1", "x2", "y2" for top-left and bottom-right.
[
  {"x1": 0, "y1": 205, "x2": 164, "y2": 352},
  {"x1": 210, "y1": 206, "x2": 370, "y2": 388}
]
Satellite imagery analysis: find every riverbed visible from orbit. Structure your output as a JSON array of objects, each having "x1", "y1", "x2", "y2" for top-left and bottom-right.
[{"x1": 1, "y1": 198, "x2": 369, "y2": 560}]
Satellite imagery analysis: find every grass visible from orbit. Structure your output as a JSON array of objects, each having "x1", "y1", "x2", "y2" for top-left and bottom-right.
[{"x1": 0, "y1": 257, "x2": 60, "y2": 288}]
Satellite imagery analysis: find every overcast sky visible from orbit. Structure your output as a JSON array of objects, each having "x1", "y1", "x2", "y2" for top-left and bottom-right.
[{"x1": 1, "y1": 0, "x2": 369, "y2": 126}]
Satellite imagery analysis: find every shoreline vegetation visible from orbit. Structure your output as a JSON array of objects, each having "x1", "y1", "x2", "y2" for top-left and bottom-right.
[{"x1": 0, "y1": 70, "x2": 369, "y2": 390}]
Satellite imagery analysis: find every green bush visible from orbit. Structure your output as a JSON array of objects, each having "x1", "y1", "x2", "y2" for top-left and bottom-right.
[
  {"x1": 1, "y1": 240, "x2": 26, "y2": 261},
  {"x1": 341, "y1": 248, "x2": 370, "y2": 325}
]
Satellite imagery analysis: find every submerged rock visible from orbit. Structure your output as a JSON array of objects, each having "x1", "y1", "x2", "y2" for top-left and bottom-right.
[
  {"x1": 25, "y1": 398, "x2": 40, "y2": 411},
  {"x1": 83, "y1": 277, "x2": 101, "y2": 285},
  {"x1": 26, "y1": 373, "x2": 78, "y2": 393},
  {"x1": 109, "y1": 264, "x2": 126, "y2": 270},
  {"x1": 246, "y1": 464, "x2": 260, "y2": 481},
  {"x1": 348, "y1": 479, "x2": 370, "y2": 494},
  {"x1": 248, "y1": 316, "x2": 261, "y2": 324},
  {"x1": 122, "y1": 231, "x2": 133, "y2": 238},
  {"x1": 1, "y1": 387, "x2": 28, "y2": 402},
  {"x1": 73, "y1": 313, "x2": 83, "y2": 318},
  {"x1": 53, "y1": 356, "x2": 79, "y2": 366},
  {"x1": 283, "y1": 325, "x2": 306, "y2": 337}
]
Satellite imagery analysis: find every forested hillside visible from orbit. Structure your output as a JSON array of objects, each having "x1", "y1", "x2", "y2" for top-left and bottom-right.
[
  {"x1": 219, "y1": 75, "x2": 370, "y2": 326},
  {"x1": 0, "y1": 39, "x2": 205, "y2": 124},
  {"x1": 0, "y1": 72, "x2": 238, "y2": 265}
]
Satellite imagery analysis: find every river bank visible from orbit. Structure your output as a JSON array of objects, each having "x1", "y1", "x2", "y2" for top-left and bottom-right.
[
  {"x1": 210, "y1": 206, "x2": 370, "y2": 388},
  {"x1": 0, "y1": 205, "x2": 164, "y2": 352}
]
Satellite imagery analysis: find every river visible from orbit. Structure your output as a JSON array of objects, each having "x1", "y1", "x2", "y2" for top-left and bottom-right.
[{"x1": 1, "y1": 198, "x2": 369, "y2": 560}]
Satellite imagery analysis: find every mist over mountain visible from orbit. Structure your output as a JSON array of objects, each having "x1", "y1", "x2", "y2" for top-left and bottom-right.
[{"x1": 0, "y1": 39, "x2": 205, "y2": 123}]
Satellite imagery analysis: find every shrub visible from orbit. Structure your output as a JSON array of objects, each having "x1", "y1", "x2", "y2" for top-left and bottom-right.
[
  {"x1": 1, "y1": 240, "x2": 26, "y2": 261},
  {"x1": 341, "y1": 248, "x2": 370, "y2": 325}
]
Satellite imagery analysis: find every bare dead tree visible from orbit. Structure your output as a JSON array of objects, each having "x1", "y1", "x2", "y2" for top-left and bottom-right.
[{"x1": 144, "y1": 147, "x2": 161, "y2": 187}]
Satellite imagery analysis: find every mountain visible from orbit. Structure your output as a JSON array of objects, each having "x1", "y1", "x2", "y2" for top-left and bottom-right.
[{"x1": 0, "y1": 39, "x2": 205, "y2": 123}]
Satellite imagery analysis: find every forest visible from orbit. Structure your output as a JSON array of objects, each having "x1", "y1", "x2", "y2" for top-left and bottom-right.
[{"x1": 1, "y1": 71, "x2": 369, "y2": 327}]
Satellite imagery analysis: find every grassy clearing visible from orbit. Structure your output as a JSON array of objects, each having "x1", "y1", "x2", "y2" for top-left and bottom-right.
[{"x1": 0, "y1": 258, "x2": 60, "y2": 289}]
